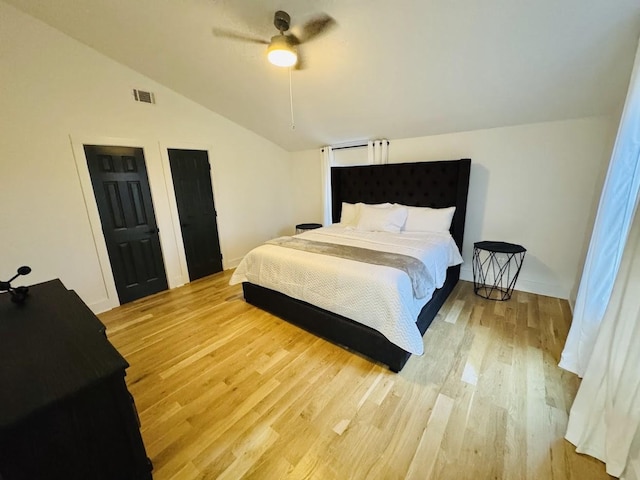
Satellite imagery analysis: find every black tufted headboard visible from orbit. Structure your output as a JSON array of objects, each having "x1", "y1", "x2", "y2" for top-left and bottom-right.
[{"x1": 331, "y1": 159, "x2": 471, "y2": 250}]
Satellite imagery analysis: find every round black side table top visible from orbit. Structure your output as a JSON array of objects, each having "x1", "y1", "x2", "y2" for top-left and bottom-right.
[
  {"x1": 474, "y1": 241, "x2": 526, "y2": 254},
  {"x1": 296, "y1": 223, "x2": 322, "y2": 230}
]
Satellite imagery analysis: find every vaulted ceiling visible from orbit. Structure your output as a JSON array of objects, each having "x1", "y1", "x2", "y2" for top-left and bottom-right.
[{"x1": 6, "y1": 0, "x2": 640, "y2": 151}]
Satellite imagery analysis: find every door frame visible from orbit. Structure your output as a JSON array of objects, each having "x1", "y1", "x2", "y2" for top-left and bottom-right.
[
  {"x1": 71, "y1": 135, "x2": 180, "y2": 312},
  {"x1": 71, "y1": 135, "x2": 226, "y2": 311},
  {"x1": 158, "y1": 142, "x2": 227, "y2": 282}
]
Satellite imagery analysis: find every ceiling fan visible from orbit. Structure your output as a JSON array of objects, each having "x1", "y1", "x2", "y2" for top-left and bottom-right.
[{"x1": 212, "y1": 10, "x2": 336, "y2": 69}]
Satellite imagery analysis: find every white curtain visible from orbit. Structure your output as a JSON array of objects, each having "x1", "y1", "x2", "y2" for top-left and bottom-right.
[
  {"x1": 565, "y1": 197, "x2": 640, "y2": 478},
  {"x1": 560, "y1": 39, "x2": 640, "y2": 377},
  {"x1": 320, "y1": 146, "x2": 334, "y2": 226},
  {"x1": 367, "y1": 139, "x2": 389, "y2": 164}
]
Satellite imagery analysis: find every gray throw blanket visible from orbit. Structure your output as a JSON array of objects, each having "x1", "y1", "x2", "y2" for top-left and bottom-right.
[{"x1": 266, "y1": 237, "x2": 431, "y2": 299}]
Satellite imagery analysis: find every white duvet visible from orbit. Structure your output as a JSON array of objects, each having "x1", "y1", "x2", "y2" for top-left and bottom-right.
[{"x1": 230, "y1": 224, "x2": 463, "y2": 355}]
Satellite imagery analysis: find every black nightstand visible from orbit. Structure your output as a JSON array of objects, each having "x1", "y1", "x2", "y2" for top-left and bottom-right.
[
  {"x1": 295, "y1": 223, "x2": 322, "y2": 234},
  {"x1": 472, "y1": 241, "x2": 526, "y2": 301}
]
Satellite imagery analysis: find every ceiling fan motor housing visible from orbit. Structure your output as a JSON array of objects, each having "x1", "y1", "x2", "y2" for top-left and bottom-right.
[{"x1": 274, "y1": 10, "x2": 291, "y2": 32}]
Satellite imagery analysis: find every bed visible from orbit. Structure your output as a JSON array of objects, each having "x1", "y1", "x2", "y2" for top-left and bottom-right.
[{"x1": 233, "y1": 159, "x2": 471, "y2": 372}]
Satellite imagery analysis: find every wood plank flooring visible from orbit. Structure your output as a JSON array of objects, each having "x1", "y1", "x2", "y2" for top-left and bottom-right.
[{"x1": 99, "y1": 271, "x2": 611, "y2": 479}]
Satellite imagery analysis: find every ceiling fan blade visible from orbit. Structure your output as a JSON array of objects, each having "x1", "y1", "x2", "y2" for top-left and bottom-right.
[
  {"x1": 288, "y1": 33, "x2": 301, "y2": 46},
  {"x1": 294, "y1": 50, "x2": 306, "y2": 70},
  {"x1": 297, "y1": 14, "x2": 336, "y2": 44},
  {"x1": 212, "y1": 28, "x2": 269, "y2": 45}
]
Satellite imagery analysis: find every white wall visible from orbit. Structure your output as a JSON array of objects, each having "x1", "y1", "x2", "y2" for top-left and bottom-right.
[
  {"x1": 333, "y1": 146, "x2": 370, "y2": 167},
  {"x1": 0, "y1": 1, "x2": 617, "y2": 306},
  {"x1": 290, "y1": 117, "x2": 614, "y2": 299},
  {"x1": 0, "y1": 2, "x2": 293, "y2": 312},
  {"x1": 290, "y1": 149, "x2": 324, "y2": 227}
]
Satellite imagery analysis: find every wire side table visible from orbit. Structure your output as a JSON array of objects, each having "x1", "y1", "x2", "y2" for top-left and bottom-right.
[{"x1": 472, "y1": 241, "x2": 526, "y2": 301}]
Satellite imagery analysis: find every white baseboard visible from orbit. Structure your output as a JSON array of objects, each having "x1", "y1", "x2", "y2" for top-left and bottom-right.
[
  {"x1": 170, "y1": 275, "x2": 186, "y2": 289},
  {"x1": 460, "y1": 267, "x2": 567, "y2": 300},
  {"x1": 224, "y1": 256, "x2": 244, "y2": 270},
  {"x1": 88, "y1": 275, "x2": 186, "y2": 315},
  {"x1": 88, "y1": 297, "x2": 119, "y2": 315}
]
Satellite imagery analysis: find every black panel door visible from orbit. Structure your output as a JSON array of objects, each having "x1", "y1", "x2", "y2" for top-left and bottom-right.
[
  {"x1": 168, "y1": 149, "x2": 223, "y2": 280},
  {"x1": 85, "y1": 145, "x2": 168, "y2": 304}
]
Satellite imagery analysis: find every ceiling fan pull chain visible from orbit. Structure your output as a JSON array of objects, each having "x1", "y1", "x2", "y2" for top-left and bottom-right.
[{"x1": 289, "y1": 67, "x2": 296, "y2": 130}]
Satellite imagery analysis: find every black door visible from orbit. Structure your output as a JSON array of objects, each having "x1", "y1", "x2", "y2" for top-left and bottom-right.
[
  {"x1": 168, "y1": 149, "x2": 223, "y2": 280},
  {"x1": 85, "y1": 145, "x2": 168, "y2": 304}
]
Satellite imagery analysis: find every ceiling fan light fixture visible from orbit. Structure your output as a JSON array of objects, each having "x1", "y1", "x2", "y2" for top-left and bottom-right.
[{"x1": 267, "y1": 35, "x2": 297, "y2": 67}]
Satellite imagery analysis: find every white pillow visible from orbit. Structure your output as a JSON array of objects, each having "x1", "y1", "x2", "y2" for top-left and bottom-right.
[
  {"x1": 340, "y1": 202, "x2": 359, "y2": 226},
  {"x1": 356, "y1": 204, "x2": 408, "y2": 233},
  {"x1": 340, "y1": 202, "x2": 392, "y2": 226},
  {"x1": 402, "y1": 205, "x2": 456, "y2": 233}
]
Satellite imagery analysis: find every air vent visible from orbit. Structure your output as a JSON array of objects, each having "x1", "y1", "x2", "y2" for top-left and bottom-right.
[{"x1": 132, "y1": 89, "x2": 155, "y2": 104}]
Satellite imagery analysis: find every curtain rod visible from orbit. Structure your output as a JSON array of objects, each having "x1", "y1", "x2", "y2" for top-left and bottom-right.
[
  {"x1": 332, "y1": 143, "x2": 367, "y2": 151},
  {"x1": 325, "y1": 140, "x2": 390, "y2": 152}
]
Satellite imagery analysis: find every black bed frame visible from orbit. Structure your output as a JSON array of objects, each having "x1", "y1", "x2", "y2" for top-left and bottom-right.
[{"x1": 243, "y1": 159, "x2": 471, "y2": 372}]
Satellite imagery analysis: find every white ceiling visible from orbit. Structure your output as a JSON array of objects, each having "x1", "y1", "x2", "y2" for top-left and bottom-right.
[{"x1": 7, "y1": 0, "x2": 640, "y2": 151}]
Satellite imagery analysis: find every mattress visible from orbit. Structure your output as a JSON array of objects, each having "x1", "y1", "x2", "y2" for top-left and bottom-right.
[{"x1": 230, "y1": 224, "x2": 463, "y2": 354}]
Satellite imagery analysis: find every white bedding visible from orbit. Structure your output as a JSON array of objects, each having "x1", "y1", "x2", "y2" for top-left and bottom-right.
[{"x1": 229, "y1": 224, "x2": 463, "y2": 355}]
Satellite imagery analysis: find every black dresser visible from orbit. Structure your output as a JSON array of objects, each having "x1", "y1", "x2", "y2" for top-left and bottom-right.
[{"x1": 0, "y1": 279, "x2": 152, "y2": 480}]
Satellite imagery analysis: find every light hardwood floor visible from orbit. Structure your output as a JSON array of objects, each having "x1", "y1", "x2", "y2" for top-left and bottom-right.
[{"x1": 99, "y1": 270, "x2": 611, "y2": 480}]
